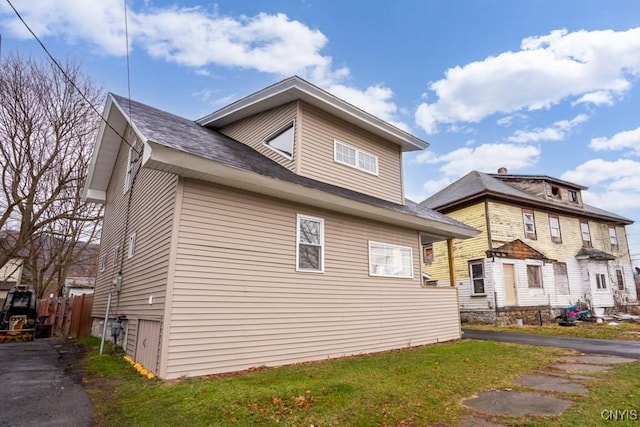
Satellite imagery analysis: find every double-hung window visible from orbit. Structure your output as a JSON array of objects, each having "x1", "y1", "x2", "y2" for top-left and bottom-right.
[
  {"x1": 469, "y1": 261, "x2": 485, "y2": 295},
  {"x1": 580, "y1": 220, "x2": 592, "y2": 248},
  {"x1": 596, "y1": 273, "x2": 607, "y2": 289},
  {"x1": 609, "y1": 227, "x2": 618, "y2": 251},
  {"x1": 522, "y1": 209, "x2": 536, "y2": 240},
  {"x1": 296, "y1": 214, "x2": 324, "y2": 272},
  {"x1": 127, "y1": 233, "x2": 136, "y2": 259},
  {"x1": 368, "y1": 242, "x2": 413, "y2": 278},
  {"x1": 113, "y1": 245, "x2": 120, "y2": 267},
  {"x1": 334, "y1": 140, "x2": 378, "y2": 175},
  {"x1": 616, "y1": 269, "x2": 625, "y2": 290},
  {"x1": 124, "y1": 145, "x2": 138, "y2": 193},
  {"x1": 549, "y1": 215, "x2": 561, "y2": 243}
]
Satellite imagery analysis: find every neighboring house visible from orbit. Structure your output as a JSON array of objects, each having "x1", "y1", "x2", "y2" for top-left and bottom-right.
[
  {"x1": 83, "y1": 76, "x2": 478, "y2": 379},
  {"x1": 0, "y1": 257, "x2": 24, "y2": 300},
  {"x1": 420, "y1": 169, "x2": 638, "y2": 324}
]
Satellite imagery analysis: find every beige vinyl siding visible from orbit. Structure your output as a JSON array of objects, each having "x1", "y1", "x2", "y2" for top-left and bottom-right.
[
  {"x1": 218, "y1": 102, "x2": 297, "y2": 171},
  {"x1": 92, "y1": 126, "x2": 178, "y2": 355},
  {"x1": 298, "y1": 103, "x2": 404, "y2": 204},
  {"x1": 164, "y1": 179, "x2": 459, "y2": 378}
]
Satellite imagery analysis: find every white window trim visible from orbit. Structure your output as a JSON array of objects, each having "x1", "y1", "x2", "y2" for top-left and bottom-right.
[
  {"x1": 334, "y1": 140, "x2": 379, "y2": 176},
  {"x1": 595, "y1": 272, "x2": 607, "y2": 290},
  {"x1": 296, "y1": 214, "x2": 324, "y2": 273},
  {"x1": 124, "y1": 145, "x2": 135, "y2": 193},
  {"x1": 263, "y1": 121, "x2": 294, "y2": 160},
  {"x1": 127, "y1": 233, "x2": 136, "y2": 259},
  {"x1": 99, "y1": 254, "x2": 106, "y2": 272},
  {"x1": 469, "y1": 260, "x2": 486, "y2": 296},
  {"x1": 368, "y1": 241, "x2": 414, "y2": 279},
  {"x1": 112, "y1": 245, "x2": 120, "y2": 267}
]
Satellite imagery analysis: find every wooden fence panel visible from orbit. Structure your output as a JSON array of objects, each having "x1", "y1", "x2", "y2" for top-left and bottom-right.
[{"x1": 37, "y1": 295, "x2": 93, "y2": 338}]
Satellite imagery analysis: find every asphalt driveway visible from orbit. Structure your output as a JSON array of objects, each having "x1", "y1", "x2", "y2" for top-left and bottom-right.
[
  {"x1": 463, "y1": 328, "x2": 640, "y2": 359},
  {"x1": 0, "y1": 338, "x2": 93, "y2": 426}
]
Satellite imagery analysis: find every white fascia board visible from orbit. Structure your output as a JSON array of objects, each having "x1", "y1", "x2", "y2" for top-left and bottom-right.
[
  {"x1": 196, "y1": 77, "x2": 427, "y2": 152},
  {"x1": 144, "y1": 141, "x2": 477, "y2": 241}
]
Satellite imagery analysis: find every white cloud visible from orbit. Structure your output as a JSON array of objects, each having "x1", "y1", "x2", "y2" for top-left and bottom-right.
[
  {"x1": 415, "y1": 143, "x2": 540, "y2": 177},
  {"x1": 507, "y1": 114, "x2": 588, "y2": 143},
  {"x1": 589, "y1": 127, "x2": 640, "y2": 156},
  {"x1": 560, "y1": 158, "x2": 640, "y2": 187},
  {"x1": 0, "y1": 1, "x2": 406, "y2": 129},
  {"x1": 422, "y1": 177, "x2": 453, "y2": 194},
  {"x1": 572, "y1": 90, "x2": 614, "y2": 106},
  {"x1": 415, "y1": 27, "x2": 640, "y2": 133}
]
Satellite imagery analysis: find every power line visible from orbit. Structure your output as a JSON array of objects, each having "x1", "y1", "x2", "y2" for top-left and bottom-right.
[{"x1": 4, "y1": 0, "x2": 140, "y2": 155}]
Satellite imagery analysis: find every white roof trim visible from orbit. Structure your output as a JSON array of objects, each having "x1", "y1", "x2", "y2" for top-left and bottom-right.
[{"x1": 196, "y1": 76, "x2": 427, "y2": 152}]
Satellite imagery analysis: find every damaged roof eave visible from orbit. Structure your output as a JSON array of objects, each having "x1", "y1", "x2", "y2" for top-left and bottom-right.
[{"x1": 144, "y1": 141, "x2": 478, "y2": 241}]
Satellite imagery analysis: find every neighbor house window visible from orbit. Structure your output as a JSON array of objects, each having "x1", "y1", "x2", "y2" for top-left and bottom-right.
[
  {"x1": 264, "y1": 122, "x2": 294, "y2": 158},
  {"x1": 549, "y1": 215, "x2": 562, "y2": 243},
  {"x1": 296, "y1": 214, "x2": 324, "y2": 272},
  {"x1": 609, "y1": 227, "x2": 618, "y2": 251},
  {"x1": 334, "y1": 140, "x2": 378, "y2": 175},
  {"x1": 469, "y1": 260, "x2": 485, "y2": 295},
  {"x1": 568, "y1": 190, "x2": 578, "y2": 203},
  {"x1": 522, "y1": 209, "x2": 536, "y2": 240},
  {"x1": 113, "y1": 245, "x2": 120, "y2": 267},
  {"x1": 527, "y1": 265, "x2": 542, "y2": 288},
  {"x1": 368, "y1": 241, "x2": 413, "y2": 278},
  {"x1": 99, "y1": 254, "x2": 107, "y2": 272},
  {"x1": 127, "y1": 233, "x2": 136, "y2": 259},
  {"x1": 580, "y1": 220, "x2": 592, "y2": 248},
  {"x1": 616, "y1": 269, "x2": 625, "y2": 290},
  {"x1": 422, "y1": 243, "x2": 433, "y2": 264},
  {"x1": 596, "y1": 273, "x2": 607, "y2": 289}
]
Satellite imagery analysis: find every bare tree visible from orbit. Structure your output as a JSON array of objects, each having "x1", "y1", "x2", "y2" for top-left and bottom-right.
[{"x1": 0, "y1": 53, "x2": 103, "y2": 297}]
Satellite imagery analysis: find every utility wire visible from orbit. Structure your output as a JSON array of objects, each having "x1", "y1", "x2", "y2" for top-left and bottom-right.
[{"x1": 4, "y1": 0, "x2": 141, "y2": 155}]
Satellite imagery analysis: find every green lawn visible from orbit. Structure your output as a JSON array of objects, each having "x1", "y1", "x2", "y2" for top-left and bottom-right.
[
  {"x1": 82, "y1": 336, "x2": 640, "y2": 426},
  {"x1": 464, "y1": 321, "x2": 640, "y2": 341}
]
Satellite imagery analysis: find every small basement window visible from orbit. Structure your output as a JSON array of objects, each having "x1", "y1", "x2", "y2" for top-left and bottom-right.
[{"x1": 264, "y1": 122, "x2": 294, "y2": 158}]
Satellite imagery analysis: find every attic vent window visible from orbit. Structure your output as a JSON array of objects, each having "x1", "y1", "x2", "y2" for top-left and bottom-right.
[
  {"x1": 568, "y1": 190, "x2": 578, "y2": 203},
  {"x1": 264, "y1": 122, "x2": 294, "y2": 158},
  {"x1": 549, "y1": 185, "x2": 560, "y2": 199}
]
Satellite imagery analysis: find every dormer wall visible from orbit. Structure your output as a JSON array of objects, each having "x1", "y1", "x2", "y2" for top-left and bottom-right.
[
  {"x1": 495, "y1": 177, "x2": 583, "y2": 208},
  {"x1": 217, "y1": 100, "x2": 405, "y2": 205}
]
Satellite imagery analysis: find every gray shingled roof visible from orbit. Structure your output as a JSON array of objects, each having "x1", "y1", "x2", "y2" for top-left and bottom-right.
[
  {"x1": 420, "y1": 170, "x2": 632, "y2": 224},
  {"x1": 112, "y1": 94, "x2": 474, "y2": 231}
]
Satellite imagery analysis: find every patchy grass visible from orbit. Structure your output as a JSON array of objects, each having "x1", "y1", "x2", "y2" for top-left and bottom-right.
[
  {"x1": 83, "y1": 337, "x2": 565, "y2": 427},
  {"x1": 464, "y1": 321, "x2": 640, "y2": 341}
]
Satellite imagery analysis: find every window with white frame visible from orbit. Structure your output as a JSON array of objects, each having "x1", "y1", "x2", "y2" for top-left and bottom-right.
[
  {"x1": 469, "y1": 260, "x2": 485, "y2": 295},
  {"x1": 334, "y1": 140, "x2": 378, "y2": 175},
  {"x1": 99, "y1": 254, "x2": 107, "y2": 272},
  {"x1": 527, "y1": 265, "x2": 542, "y2": 288},
  {"x1": 124, "y1": 145, "x2": 137, "y2": 193},
  {"x1": 549, "y1": 215, "x2": 561, "y2": 243},
  {"x1": 596, "y1": 272, "x2": 607, "y2": 289},
  {"x1": 368, "y1": 241, "x2": 413, "y2": 278},
  {"x1": 609, "y1": 227, "x2": 618, "y2": 251},
  {"x1": 580, "y1": 220, "x2": 592, "y2": 248},
  {"x1": 127, "y1": 233, "x2": 136, "y2": 259},
  {"x1": 296, "y1": 214, "x2": 324, "y2": 272},
  {"x1": 264, "y1": 122, "x2": 294, "y2": 158},
  {"x1": 522, "y1": 209, "x2": 536, "y2": 240},
  {"x1": 113, "y1": 245, "x2": 120, "y2": 267}
]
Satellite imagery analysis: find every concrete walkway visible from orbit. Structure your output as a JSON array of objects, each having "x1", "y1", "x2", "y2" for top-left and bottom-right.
[
  {"x1": 462, "y1": 328, "x2": 640, "y2": 359},
  {"x1": 459, "y1": 329, "x2": 640, "y2": 425}
]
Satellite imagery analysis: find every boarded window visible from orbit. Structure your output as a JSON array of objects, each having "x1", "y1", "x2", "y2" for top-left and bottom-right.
[
  {"x1": 469, "y1": 261, "x2": 485, "y2": 295},
  {"x1": 527, "y1": 265, "x2": 542, "y2": 288},
  {"x1": 553, "y1": 262, "x2": 569, "y2": 295},
  {"x1": 522, "y1": 209, "x2": 536, "y2": 240},
  {"x1": 549, "y1": 215, "x2": 562, "y2": 244}
]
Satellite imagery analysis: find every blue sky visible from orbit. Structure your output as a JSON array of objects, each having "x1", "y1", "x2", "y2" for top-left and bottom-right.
[{"x1": 1, "y1": 0, "x2": 639, "y2": 266}]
